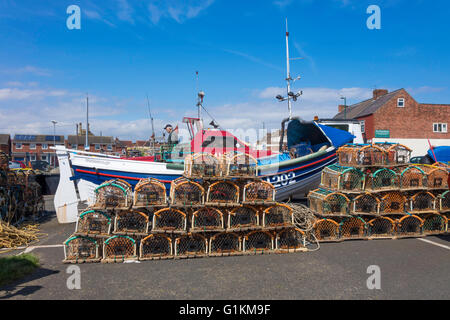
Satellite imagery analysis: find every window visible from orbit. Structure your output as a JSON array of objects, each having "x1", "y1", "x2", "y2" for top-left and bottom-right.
[
  {"x1": 72, "y1": 144, "x2": 77, "y2": 149},
  {"x1": 30, "y1": 143, "x2": 36, "y2": 150},
  {"x1": 433, "y1": 123, "x2": 448, "y2": 133},
  {"x1": 15, "y1": 143, "x2": 22, "y2": 149},
  {"x1": 397, "y1": 98, "x2": 405, "y2": 107},
  {"x1": 107, "y1": 144, "x2": 112, "y2": 151},
  {"x1": 360, "y1": 120, "x2": 365, "y2": 133},
  {"x1": 42, "y1": 143, "x2": 48, "y2": 150},
  {"x1": 41, "y1": 155, "x2": 47, "y2": 161},
  {"x1": 30, "y1": 155, "x2": 36, "y2": 161},
  {"x1": 95, "y1": 144, "x2": 100, "y2": 150}
]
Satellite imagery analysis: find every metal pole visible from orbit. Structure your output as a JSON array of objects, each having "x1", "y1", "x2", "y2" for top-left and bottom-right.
[
  {"x1": 285, "y1": 18, "x2": 292, "y2": 120},
  {"x1": 85, "y1": 94, "x2": 89, "y2": 151}
]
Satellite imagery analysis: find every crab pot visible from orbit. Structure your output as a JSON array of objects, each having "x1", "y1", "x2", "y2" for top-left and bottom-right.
[
  {"x1": 307, "y1": 189, "x2": 350, "y2": 216},
  {"x1": 6, "y1": 171, "x2": 17, "y2": 184},
  {"x1": 63, "y1": 236, "x2": 100, "y2": 263},
  {"x1": 276, "y1": 228, "x2": 305, "y2": 251},
  {"x1": 0, "y1": 152, "x2": 8, "y2": 171},
  {"x1": 320, "y1": 165, "x2": 365, "y2": 192},
  {"x1": 337, "y1": 144, "x2": 386, "y2": 167},
  {"x1": 352, "y1": 193, "x2": 380, "y2": 215},
  {"x1": 170, "y1": 180, "x2": 204, "y2": 205},
  {"x1": 399, "y1": 166, "x2": 426, "y2": 190},
  {"x1": 114, "y1": 210, "x2": 149, "y2": 235},
  {"x1": 188, "y1": 153, "x2": 222, "y2": 177},
  {"x1": 75, "y1": 210, "x2": 112, "y2": 236},
  {"x1": 228, "y1": 206, "x2": 259, "y2": 230},
  {"x1": 133, "y1": 178, "x2": 167, "y2": 206},
  {"x1": 0, "y1": 170, "x2": 7, "y2": 186},
  {"x1": 209, "y1": 232, "x2": 241, "y2": 255},
  {"x1": 409, "y1": 191, "x2": 436, "y2": 213},
  {"x1": 438, "y1": 191, "x2": 450, "y2": 212},
  {"x1": 339, "y1": 216, "x2": 367, "y2": 239},
  {"x1": 243, "y1": 181, "x2": 275, "y2": 202},
  {"x1": 206, "y1": 181, "x2": 239, "y2": 203},
  {"x1": 426, "y1": 168, "x2": 449, "y2": 190},
  {"x1": 422, "y1": 214, "x2": 447, "y2": 235},
  {"x1": 263, "y1": 204, "x2": 294, "y2": 228},
  {"x1": 0, "y1": 186, "x2": 9, "y2": 220},
  {"x1": 191, "y1": 207, "x2": 224, "y2": 232},
  {"x1": 103, "y1": 235, "x2": 137, "y2": 262},
  {"x1": 396, "y1": 215, "x2": 423, "y2": 237},
  {"x1": 94, "y1": 179, "x2": 132, "y2": 208},
  {"x1": 380, "y1": 191, "x2": 406, "y2": 214},
  {"x1": 367, "y1": 217, "x2": 396, "y2": 238},
  {"x1": 139, "y1": 234, "x2": 173, "y2": 260},
  {"x1": 243, "y1": 230, "x2": 274, "y2": 252},
  {"x1": 366, "y1": 168, "x2": 399, "y2": 191},
  {"x1": 175, "y1": 234, "x2": 208, "y2": 257},
  {"x1": 313, "y1": 219, "x2": 340, "y2": 241},
  {"x1": 226, "y1": 153, "x2": 258, "y2": 177},
  {"x1": 385, "y1": 144, "x2": 412, "y2": 165},
  {"x1": 152, "y1": 208, "x2": 187, "y2": 232}
]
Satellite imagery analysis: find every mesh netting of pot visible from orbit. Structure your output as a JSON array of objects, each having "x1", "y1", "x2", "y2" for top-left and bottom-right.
[
  {"x1": 75, "y1": 209, "x2": 112, "y2": 236},
  {"x1": 437, "y1": 190, "x2": 450, "y2": 212},
  {"x1": 313, "y1": 218, "x2": 340, "y2": 241},
  {"x1": 170, "y1": 179, "x2": 205, "y2": 205},
  {"x1": 422, "y1": 213, "x2": 447, "y2": 235},
  {"x1": 275, "y1": 228, "x2": 305, "y2": 251},
  {"x1": 351, "y1": 192, "x2": 380, "y2": 215},
  {"x1": 206, "y1": 181, "x2": 240, "y2": 203},
  {"x1": 140, "y1": 234, "x2": 173, "y2": 259},
  {"x1": 187, "y1": 153, "x2": 222, "y2": 177},
  {"x1": 103, "y1": 235, "x2": 137, "y2": 261},
  {"x1": 366, "y1": 168, "x2": 399, "y2": 191},
  {"x1": 94, "y1": 179, "x2": 132, "y2": 208},
  {"x1": 320, "y1": 165, "x2": 365, "y2": 192},
  {"x1": 263, "y1": 203, "x2": 294, "y2": 228},
  {"x1": 114, "y1": 210, "x2": 149, "y2": 235},
  {"x1": 152, "y1": 208, "x2": 187, "y2": 232},
  {"x1": 367, "y1": 216, "x2": 396, "y2": 238},
  {"x1": 399, "y1": 166, "x2": 426, "y2": 190},
  {"x1": 380, "y1": 191, "x2": 406, "y2": 214},
  {"x1": 307, "y1": 188, "x2": 350, "y2": 216},
  {"x1": 226, "y1": 153, "x2": 258, "y2": 177},
  {"x1": 426, "y1": 167, "x2": 449, "y2": 190},
  {"x1": 339, "y1": 216, "x2": 367, "y2": 239},
  {"x1": 133, "y1": 178, "x2": 167, "y2": 206},
  {"x1": 64, "y1": 235, "x2": 100, "y2": 262},
  {"x1": 209, "y1": 232, "x2": 241, "y2": 254},
  {"x1": 191, "y1": 207, "x2": 225, "y2": 232},
  {"x1": 228, "y1": 206, "x2": 260, "y2": 230},
  {"x1": 396, "y1": 215, "x2": 423, "y2": 237},
  {"x1": 243, "y1": 230, "x2": 274, "y2": 252},
  {"x1": 409, "y1": 191, "x2": 436, "y2": 213},
  {"x1": 243, "y1": 181, "x2": 275, "y2": 202},
  {"x1": 174, "y1": 233, "x2": 208, "y2": 257}
]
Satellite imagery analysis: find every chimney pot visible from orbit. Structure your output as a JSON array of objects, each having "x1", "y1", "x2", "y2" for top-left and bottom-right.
[
  {"x1": 373, "y1": 89, "x2": 388, "y2": 100},
  {"x1": 338, "y1": 104, "x2": 346, "y2": 113}
]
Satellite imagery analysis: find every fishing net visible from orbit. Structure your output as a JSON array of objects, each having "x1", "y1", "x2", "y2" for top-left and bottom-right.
[
  {"x1": 64, "y1": 235, "x2": 100, "y2": 263},
  {"x1": 352, "y1": 192, "x2": 380, "y2": 215},
  {"x1": 6, "y1": 171, "x2": 17, "y2": 185},
  {"x1": 175, "y1": 233, "x2": 208, "y2": 257},
  {"x1": 426, "y1": 168, "x2": 449, "y2": 190},
  {"x1": 191, "y1": 207, "x2": 224, "y2": 232},
  {"x1": 0, "y1": 170, "x2": 7, "y2": 186},
  {"x1": 380, "y1": 191, "x2": 406, "y2": 214},
  {"x1": 313, "y1": 218, "x2": 340, "y2": 241},
  {"x1": 114, "y1": 210, "x2": 149, "y2": 235},
  {"x1": 422, "y1": 213, "x2": 447, "y2": 235},
  {"x1": 170, "y1": 180, "x2": 204, "y2": 205},
  {"x1": 0, "y1": 152, "x2": 8, "y2": 171},
  {"x1": 243, "y1": 181, "x2": 275, "y2": 202},
  {"x1": 94, "y1": 179, "x2": 132, "y2": 208},
  {"x1": 275, "y1": 228, "x2": 305, "y2": 251},
  {"x1": 140, "y1": 234, "x2": 173, "y2": 259},
  {"x1": 188, "y1": 153, "x2": 222, "y2": 177},
  {"x1": 339, "y1": 216, "x2": 367, "y2": 239},
  {"x1": 396, "y1": 215, "x2": 423, "y2": 237},
  {"x1": 410, "y1": 191, "x2": 436, "y2": 213},
  {"x1": 384, "y1": 143, "x2": 412, "y2": 165},
  {"x1": 243, "y1": 230, "x2": 274, "y2": 252},
  {"x1": 438, "y1": 190, "x2": 450, "y2": 212},
  {"x1": 152, "y1": 208, "x2": 187, "y2": 232},
  {"x1": 209, "y1": 232, "x2": 241, "y2": 254},
  {"x1": 399, "y1": 166, "x2": 426, "y2": 190},
  {"x1": 206, "y1": 181, "x2": 239, "y2": 203},
  {"x1": 228, "y1": 206, "x2": 259, "y2": 230},
  {"x1": 103, "y1": 235, "x2": 137, "y2": 261},
  {"x1": 76, "y1": 210, "x2": 112, "y2": 236},
  {"x1": 133, "y1": 178, "x2": 167, "y2": 206},
  {"x1": 366, "y1": 168, "x2": 399, "y2": 191},
  {"x1": 337, "y1": 144, "x2": 386, "y2": 167},
  {"x1": 263, "y1": 204, "x2": 293, "y2": 227},
  {"x1": 367, "y1": 217, "x2": 396, "y2": 238},
  {"x1": 307, "y1": 188, "x2": 350, "y2": 216},
  {"x1": 320, "y1": 165, "x2": 365, "y2": 192},
  {"x1": 226, "y1": 153, "x2": 258, "y2": 177}
]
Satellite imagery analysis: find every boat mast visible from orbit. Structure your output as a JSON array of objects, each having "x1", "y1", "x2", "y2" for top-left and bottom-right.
[
  {"x1": 285, "y1": 19, "x2": 292, "y2": 120},
  {"x1": 146, "y1": 94, "x2": 155, "y2": 153},
  {"x1": 85, "y1": 94, "x2": 89, "y2": 151}
]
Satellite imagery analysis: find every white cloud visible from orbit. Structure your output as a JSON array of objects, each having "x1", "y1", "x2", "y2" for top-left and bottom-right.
[{"x1": 147, "y1": 0, "x2": 215, "y2": 24}]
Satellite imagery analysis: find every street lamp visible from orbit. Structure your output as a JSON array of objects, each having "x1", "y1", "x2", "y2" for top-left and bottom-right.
[
  {"x1": 51, "y1": 120, "x2": 57, "y2": 166},
  {"x1": 340, "y1": 97, "x2": 347, "y2": 119}
]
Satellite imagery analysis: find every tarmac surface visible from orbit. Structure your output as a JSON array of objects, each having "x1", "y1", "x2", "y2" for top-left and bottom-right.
[{"x1": 0, "y1": 196, "x2": 449, "y2": 300}]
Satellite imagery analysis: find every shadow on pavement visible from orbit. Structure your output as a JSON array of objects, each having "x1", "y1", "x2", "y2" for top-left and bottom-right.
[{"x1": 0, "y1": 267, "x2": 59, "y2": 299}]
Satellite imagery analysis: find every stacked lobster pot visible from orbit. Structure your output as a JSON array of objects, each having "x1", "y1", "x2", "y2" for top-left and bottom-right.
[
  {"x1": 308, "y1": 143, "x2": 450, "y2": 242},
  {"x1": 0, "y1": 152, "x2": 44, "y2": 225},
  {"x1": 63, "y1": 152, "x2": 308, "y2": 263}
]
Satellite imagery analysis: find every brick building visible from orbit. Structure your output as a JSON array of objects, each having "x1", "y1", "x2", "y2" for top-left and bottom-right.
[
  {"x1": 11, "y1": 134, "x2": 65, "y2": 165},
  {"x1": 0, "y1": 134, "x2": 11, "y2": 156},
  {"x1": 333, "y1": 88, "x2": 450, "y2": 156}
]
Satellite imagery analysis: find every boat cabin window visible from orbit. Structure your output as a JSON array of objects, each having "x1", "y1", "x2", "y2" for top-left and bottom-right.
[{"x1": 326, "y1": 124, "x2": 349, "y2": 132}]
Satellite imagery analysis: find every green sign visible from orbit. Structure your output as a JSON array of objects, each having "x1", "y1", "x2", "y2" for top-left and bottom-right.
[{"x1": 375, "y1": 129, "x2": 390, "y2": 138}]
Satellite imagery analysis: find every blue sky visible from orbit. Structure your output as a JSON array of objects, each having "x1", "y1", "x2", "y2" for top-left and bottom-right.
[{"x1": 0, "y1": 0, "x2": 449, "y2": 140}]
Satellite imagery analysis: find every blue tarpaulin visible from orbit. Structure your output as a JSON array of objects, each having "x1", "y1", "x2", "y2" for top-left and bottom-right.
[
  {"x1": 428, "y1": 146, "x2": 450, "y2": 164},
  {"x1": 316, "y1": 123, "x2": 355, "y2": 148}
]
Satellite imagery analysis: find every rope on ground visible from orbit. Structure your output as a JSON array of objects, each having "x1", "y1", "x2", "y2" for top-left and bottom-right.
[
  {"x1": 0, "y1": 221, "x2": 47, "y2": 254},
  {"x1": 285, "y1": 201, "x2": 320, "y2": 252}
]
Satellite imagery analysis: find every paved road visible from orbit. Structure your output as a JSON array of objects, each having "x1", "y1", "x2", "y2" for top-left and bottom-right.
[{"x1": 1, "y1": 196, "x2": 449, "y2": 300}]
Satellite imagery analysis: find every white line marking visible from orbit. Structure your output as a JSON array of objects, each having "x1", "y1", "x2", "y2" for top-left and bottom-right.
[
  {"x1": 14, "y1": 244, "x2": 64, "y2": 255},
  {"x1": 418, "y1": 238, "x2": 450, "y2": 250}
]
